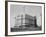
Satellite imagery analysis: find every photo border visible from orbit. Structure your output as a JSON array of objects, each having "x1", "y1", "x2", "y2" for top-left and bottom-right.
[{"x1": 5, "y1": 1, "x2": 45, "y2": 36}]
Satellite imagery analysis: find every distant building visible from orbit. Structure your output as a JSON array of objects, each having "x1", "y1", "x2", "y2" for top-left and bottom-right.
[{"x1": 14, "y1": 13, "x2": 37, "y2": 28}]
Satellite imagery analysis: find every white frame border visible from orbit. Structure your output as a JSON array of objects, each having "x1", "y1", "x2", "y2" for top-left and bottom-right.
[{"x1": 7, "y1": 2, "x2": 45, "y2": 35}]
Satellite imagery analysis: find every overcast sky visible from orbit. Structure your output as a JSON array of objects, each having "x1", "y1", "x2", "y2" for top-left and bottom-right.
[{"x1": 10, "y1": 4, "x2": 42, "y2": 27}]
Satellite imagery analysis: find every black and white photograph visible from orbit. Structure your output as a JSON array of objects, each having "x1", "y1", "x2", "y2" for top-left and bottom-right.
[{"x1": 5, "y1": 1, "x2": 45, "y2": 36}]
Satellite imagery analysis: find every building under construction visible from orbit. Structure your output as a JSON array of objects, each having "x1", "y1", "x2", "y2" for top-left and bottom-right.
[
  {"x1": 14, "y1": 13, "x2": 37, "y2": 27},
  {"x1": 11, "y1": 14, "x2": 41, "y2": 32}
]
